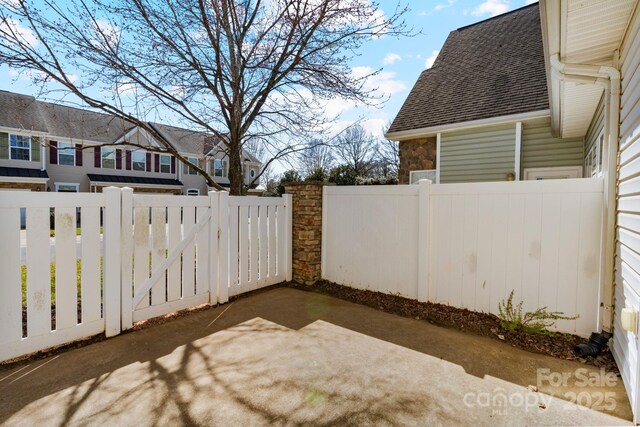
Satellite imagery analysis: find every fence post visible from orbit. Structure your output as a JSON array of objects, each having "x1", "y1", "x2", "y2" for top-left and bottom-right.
[
  {"x1": 218, "y1": 191, "x2": 229, "y2": 303},
  {"x1": 283, "y1": 193, "x2": 293, "y2": 281},
  {"x1": 417, "y1": 179, "x2": 431, "y2": 302},
  {"x1": 208, "y1": 191, "x2": 220, "y2": 305},
  {"x1": 103, "y1": 187, "x2": 122, "y2": 337},
  {"x1": 120, "y1": 187, "x2": 133, "y2": 331}
]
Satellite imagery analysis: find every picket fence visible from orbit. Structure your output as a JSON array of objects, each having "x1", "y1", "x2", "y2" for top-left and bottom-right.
[
  {"x1": 322, "y1": 178, "x2": 605, "y2": 336},
  {"x1": 0, "y1": 188, "x2": 291, "y2": 362}
]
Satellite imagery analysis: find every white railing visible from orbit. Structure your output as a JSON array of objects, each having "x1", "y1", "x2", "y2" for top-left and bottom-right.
[
  {"x1": 0, "y1": 188, "x2": 291, "y2": 362},
  {"x1": 322, "y1": 179, "x2": 605, "y2": 336}
]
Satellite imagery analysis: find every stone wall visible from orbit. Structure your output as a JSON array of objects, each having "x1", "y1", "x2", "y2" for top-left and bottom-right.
[
  {"x1": 0, "y1": 182, "x2": 46, "y2": 191},
  {"x1": 283, "y1": 182, "x2": 331, "y2": 285},
  {"x1": 398, "y1": 137, "x2": 437, "y2": 184}
]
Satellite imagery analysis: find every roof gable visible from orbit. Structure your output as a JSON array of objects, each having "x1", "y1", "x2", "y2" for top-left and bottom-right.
[{"x1": 388, "y1": 4, "x2": 549, "y2": 135}]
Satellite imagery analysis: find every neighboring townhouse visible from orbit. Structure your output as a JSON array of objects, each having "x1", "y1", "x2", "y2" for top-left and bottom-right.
[
  {"x1": 386, "y1": 3, "x2": 587, "y2": 184},
  {"x1": 0, "y1": 90, "x2": 261, "y2": 195}
]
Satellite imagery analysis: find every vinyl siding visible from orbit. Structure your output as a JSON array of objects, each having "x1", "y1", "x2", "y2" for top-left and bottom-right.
[
  {"x1": 614, "y1": 3, "x2": 640, "y2": 420},
  {"x1": 584, "y1": 95, "x2": 605, "y2": 159},
  {"x1": 520, "y1": 120, "x2": 584, "y2": 172},
  {"x1": 439, "y1": 124, "x2": 515, "y2": 183}
]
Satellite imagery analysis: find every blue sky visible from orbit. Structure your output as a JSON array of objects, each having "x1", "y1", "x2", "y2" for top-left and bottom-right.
[{"x1": 0, "y1": 0, "x2": 537, "y2": 142}]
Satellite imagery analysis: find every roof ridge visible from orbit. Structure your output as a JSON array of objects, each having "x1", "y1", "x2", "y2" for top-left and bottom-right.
[{"x1": 456, "y1": 2, "x2": 538, "y2": 32}]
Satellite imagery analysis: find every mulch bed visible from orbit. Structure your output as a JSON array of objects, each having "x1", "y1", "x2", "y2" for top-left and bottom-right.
[{"x1": 287, "y1": 280, "x2": 618, "y2": 373}]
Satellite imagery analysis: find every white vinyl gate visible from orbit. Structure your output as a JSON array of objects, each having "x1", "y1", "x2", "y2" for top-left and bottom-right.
[{"x1": 0, "y1": 188, "x2": 291, "y2": 362}]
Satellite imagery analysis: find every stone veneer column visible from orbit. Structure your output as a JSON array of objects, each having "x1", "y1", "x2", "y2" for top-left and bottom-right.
[
  {"x1": 398, "y1": 136, "x2": 438, "y2": 184},
  {"x1": 283, "y1": 182, "x2": 332, "y2": 285}
]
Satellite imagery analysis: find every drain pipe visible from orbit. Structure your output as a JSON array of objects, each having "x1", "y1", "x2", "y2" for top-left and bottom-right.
[{"x1": 549, "y1": 54, "x2": 621, "y2": 334}]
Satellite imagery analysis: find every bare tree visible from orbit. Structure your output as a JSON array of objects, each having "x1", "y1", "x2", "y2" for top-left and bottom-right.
[
  {"x1": 333, "y1": 124, "x2": 377, "y2": 176},
  {"x1": 0, "y1": 0, "x2": 409, "y2": 194},
  {"x1": 375, "y1": 138, "x2": 400, "y2": 178},
  {"x1": 296, "y1": 139, "x2": 334, "y2": 177}
]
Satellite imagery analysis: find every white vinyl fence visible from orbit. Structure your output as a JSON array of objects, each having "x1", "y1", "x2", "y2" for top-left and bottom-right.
[
  {"x1": 0, "y1": 188, "x2": 291, "y2": 362},
  {"x1": 323, "y1": 179, "x2": 605, "y2": 336}
]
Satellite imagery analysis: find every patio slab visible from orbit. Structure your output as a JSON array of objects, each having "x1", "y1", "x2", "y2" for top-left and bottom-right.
[{"x1": 0, "y1": 287, "x2": 632, "y2": 426}]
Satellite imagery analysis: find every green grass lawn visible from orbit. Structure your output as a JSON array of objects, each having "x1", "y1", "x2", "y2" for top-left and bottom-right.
[{"x1": 21, "y1": 259, "x2": 93, "y2": 309}]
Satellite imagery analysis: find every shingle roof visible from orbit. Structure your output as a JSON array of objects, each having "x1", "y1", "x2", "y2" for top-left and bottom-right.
[
  {"x1": 388, "y1": 4, "x2": 549, "y2": 135},
  {"x1": 0, "y1": 166, "x2": 49, "y2": 179},
  {"x1": 38, "y1": 101, "x2": 134, "y2": 144},
  {"x1": 88, "y1": 173, "x2": 183, "y2": 187},
  {"x1": 0, "y1": 92, "x2": 48, "y2": 133},
  {"x1": 0, "y1": 91, "x2": 252, "y2": 159}
]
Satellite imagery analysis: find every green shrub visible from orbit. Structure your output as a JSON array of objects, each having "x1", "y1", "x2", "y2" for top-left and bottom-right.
[
  {"x1": 305, "y1": 167, "x2": 328, "y2": 182},
  {"x1": 498, "y1": 290, "x2": 579, "y2": 334},
  {"x1": 276, "y1": 169, "x2": 302, "y2": 195},
  {"x1": 328, "y1": 165, "x2": 358, "y2": 186}
]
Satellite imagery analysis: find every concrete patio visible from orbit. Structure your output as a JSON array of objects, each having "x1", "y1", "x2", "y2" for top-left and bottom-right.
[{"x1": 0, "y1": 287, "x2": 633, "y2": 426}]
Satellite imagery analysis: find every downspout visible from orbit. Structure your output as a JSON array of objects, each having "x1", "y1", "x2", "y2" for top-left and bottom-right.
[{"x1": 549, "y1": 54, "x2": 621, "y2": 333}]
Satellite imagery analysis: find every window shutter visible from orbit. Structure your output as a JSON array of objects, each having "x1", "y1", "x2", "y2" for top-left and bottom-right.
[
  {"x1": 170, "y1": 156, "x2": 175, "y2": 174},
  {"x1": 31, "y1": 137, "x2": 40, "y2": 162},
  {"x1": 94, "y1": 147, "x2": 101, "y2": 167},
  {"x1": 125, "y1": 151, "x2": 132, "y2": 170},
  {"x1": 50, "y1": 141, "x2": 58, "y2": 165},
  {"x1": 75, "y1": 144, "x2": 83, "y2": 166},
  {"x1": 154, "y1": 154, "x2": 160, "y2": 172},
  {"x1": 146, "y1": 153, "x2": 151, "y2": 172},
  {"x1": 0, "y1": 132, "x2": 7, "y2": 159},
  {"x1": 116, "y1": 149, "x2": 122, "y2": 169}
]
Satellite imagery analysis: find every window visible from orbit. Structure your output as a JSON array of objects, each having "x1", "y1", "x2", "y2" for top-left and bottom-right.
[
  {"x1": 9, "y1": 134, "x2": 30, "y2": 160},
  {"x1": 160, "y1": 154, "x2": 171, "y2": 173},
  {"x1": 187, "y1": 157, "x2": 199, "y2": 175},
  {"x1": 58, "y1": 142, "x2": 75, "y2": 166},
  {"x1": 410, "y1": 170, "x2": 437, "y2": 184},
  {"x1": 213, "y1": 159, "x2": 227, "y2": 177},
  {"x1": 55, "y1": 182, "x2": 80, "y2": 192},
  {"x1": 186, "y1": 188, "x2": 200, "y2": 196},
  {"x1": 132, "y1": 150, "x2": 146, "y2": 171},
  {"x1": 249, "y1": 168, "x2": 256, "y2": 179},
  {"x1": 585, "y1": 132, "x2": 604, "y2": 178},
  {"x1": 101, "y1": 147, "x2": 116, "y2": 169}
]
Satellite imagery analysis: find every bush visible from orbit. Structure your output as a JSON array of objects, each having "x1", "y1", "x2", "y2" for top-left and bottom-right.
[
  {"x1": 328, "y1": 165, "x2": 358, "y2": 186},
  {"x1": 498, "y1": 290, "x2": 579, "y2": 334},
  {"x1": 276, "y1": 169, "x2": 302, "y2": 195},
  {"x1": 305, "y1": 167, "x2": 328, "y2": 182},
  {"x1": 356, "y1": 176, "x2": 398, "y2": 186}
]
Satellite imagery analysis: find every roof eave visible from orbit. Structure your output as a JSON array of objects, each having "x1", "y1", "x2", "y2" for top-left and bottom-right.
[
  {"x1": 385, "y1": 110, "x2": 550, "y2": 141},
  {"x1": 539, "y1": 0, "x2": 562, "y2": 137}
]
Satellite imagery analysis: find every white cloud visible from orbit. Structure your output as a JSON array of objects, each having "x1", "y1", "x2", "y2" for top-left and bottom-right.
[
  {"x1": 0, "y1": 18, "x2": 38, "y2": 47},
  {"x1": 383, "y1": 52, "x2": 401, "y2": 65},
  {"x1": 352, "y1": 66, "x2": 406, "y2": 97},
  {"x1": 116, "y1": 82, "x2": 137, "y2": 96},
  {"x1": 419, "y1": 0, "x2": 456, "y2": 16},
  {"x1": 425, "y1": 50, "x2": 440, "y2": 69},
  {"x1": 525, "y1": 0, "x2": 538, "y2": 4},
  {"x1": 472, "y1": 0, "x2": 510, "y2": 17}
]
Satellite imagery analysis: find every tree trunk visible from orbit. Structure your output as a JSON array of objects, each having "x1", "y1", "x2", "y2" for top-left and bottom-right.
[{"x1": 227, "y1": 142, "x2": 244, "y2": 195}]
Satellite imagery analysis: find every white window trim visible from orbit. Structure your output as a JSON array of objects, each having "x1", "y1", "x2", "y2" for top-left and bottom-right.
[
  {"x1": 101, "y1": 147, "x2": 116, "y2": 169},
  {"x1": 159, "y1": 154, "x2": 171, "y2": 173},
  {"x1": 187, "y1": 157, "x2": 199, "y2": 175},
  {"x1": 9, "y1": 133, "x2": 31, "y2": 161},
  {"x1": 57, "y1": 141, "x2": 76, "y2": 166},
  {"x1": 186, "y1": 188, "x2": 200, "y2": 196},
  {"x1": 213, "y1": 158, "x2": 228, "y2": 178},
  {"x1": 132, "y1": 150, "x2": 146, "y2": 172},
  {"x1": 54, "y1": 182, "x2": 80, "y2": 192}
]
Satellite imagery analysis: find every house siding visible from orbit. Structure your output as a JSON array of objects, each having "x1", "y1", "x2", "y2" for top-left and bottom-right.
[
  {"x1": 584, "y1": 94, "x2": 605, "y2": 164},
  {"x1": 520, "y1": 119, "x2": 584, "y2": 173},
  {"x1": 439, "y1": 124, "x2": 516, "y2": 183},
  {"x1": 614, "y1": 2, "x2": 640, "y2": 419}
]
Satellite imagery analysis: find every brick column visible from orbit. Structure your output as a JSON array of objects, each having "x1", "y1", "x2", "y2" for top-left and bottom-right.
[{"x1": 283, "y1": 182, "x2": 332, "y2": 285}]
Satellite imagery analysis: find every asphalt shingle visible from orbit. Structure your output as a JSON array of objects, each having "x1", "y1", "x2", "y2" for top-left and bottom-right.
[{"x1": 388, "y1": 4, "x2": 548, "y2": 134}]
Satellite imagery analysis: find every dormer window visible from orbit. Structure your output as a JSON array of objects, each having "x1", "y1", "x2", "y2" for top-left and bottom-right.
[
  {"x1": 132, "y1": 150, "x2": 146, "y2": 171},
  {"x1": 213, "y1": 158, "x2": 227, "y2": 177},
  {"x1": 10, "y1": 134, "x2": 31, "y2": 160}
]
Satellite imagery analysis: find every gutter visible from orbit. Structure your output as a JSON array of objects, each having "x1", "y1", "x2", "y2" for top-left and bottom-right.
[{"x1": 549, "y1": 53, "x2": 621, "y2": 333}]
